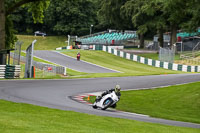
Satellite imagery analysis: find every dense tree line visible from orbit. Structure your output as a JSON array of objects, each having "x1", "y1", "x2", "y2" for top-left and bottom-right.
[
  {"x1": 1, "y1": 0, "x2": 200, "y2": 64},
  {"x1": 99, "y1": 0, "x2": 200, "y2": 48},
  {"x1": 12, "y1": 0, "x2": 100, "y2": 36},
  {"x1": 0, "y1": 0, "x2": 49, "y2": 64}
]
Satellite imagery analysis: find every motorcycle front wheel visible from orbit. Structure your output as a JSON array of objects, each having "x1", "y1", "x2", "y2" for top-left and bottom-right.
[{"x1": 102, "y1": 98, "x2": 113, "y2": 110}]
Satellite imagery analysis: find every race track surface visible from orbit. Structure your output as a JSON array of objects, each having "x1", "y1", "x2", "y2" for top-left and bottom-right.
[
  {"x1": 33, "y1": 50, "x2": 118, "y2": 73},
  {"x1": 0, "y1": 74, "x2": 200, "y2": 128}
]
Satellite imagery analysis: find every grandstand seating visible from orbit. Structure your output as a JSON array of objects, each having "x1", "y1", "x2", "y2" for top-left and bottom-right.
[
  {"x1": 177, "y1": 28, "x2": 200, "y2": 39},
  {"x1": 77, "y1": 32, "x2": 137, "y2": 45}
]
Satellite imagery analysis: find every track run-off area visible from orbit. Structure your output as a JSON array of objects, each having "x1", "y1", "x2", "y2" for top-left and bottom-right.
[{"x1": 0, "y1": 74, "x2": 200, "y2": 128}]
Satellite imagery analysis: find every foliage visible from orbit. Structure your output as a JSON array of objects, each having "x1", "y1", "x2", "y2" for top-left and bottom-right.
[
  {"x1": 98, "y1": 0, "x2": 132, "y2": 30},
  {"x1": 5, "y1": 16, "x2": 17, "y2": 49},
  {"x1": 2, "y1": 0, "x2": 50, "y2": 50},
  {"x1": 11, "y1": 0, "x2": 98, "y2": 36}
]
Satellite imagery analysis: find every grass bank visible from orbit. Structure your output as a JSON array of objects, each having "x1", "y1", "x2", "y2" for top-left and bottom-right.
[
  {"x1": 86, "y1": 82, "x2": 200, "y2": 124},
  {"x1": 0, "y1": 100, "x2": 199, "y2": 133},
  {"x1": 17, "y1": 35, "x2": 66, "y2": 50},
  {"x1": 138, "y1": 53, "x2": 181, "y2": 60},
  {"x1": 61, "y1": 50, "x2": 183, "y2": 78}
]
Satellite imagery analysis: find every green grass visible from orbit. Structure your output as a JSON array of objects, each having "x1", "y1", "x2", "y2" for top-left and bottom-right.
[
  {"x1": 138, "y1": 53, "x2": 181, "y2": 60},
  {"x1": 86, "y1": 82, "x2": 200, "y2": 124},
  {"x1": 67, "y1": 68, "x2": 88, "y2": 76},
  {"x1": 0, "y1": 100, "x2": 199, "y2": 133},
  {"x1": 61, "y1": 50, "x2": 183, "y2": 78},
  {"x1": 17, "y1": 35, "x2": 67, "y2": 50},
  {"x1": 117, "y1": 82, "x2": 200, "y2": 123}
]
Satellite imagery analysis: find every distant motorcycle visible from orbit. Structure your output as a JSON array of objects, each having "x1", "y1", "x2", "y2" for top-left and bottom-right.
[
  {"x1": 92, "y1": 91, "x2": 120, "y2": 110},
  {"x1": 77, "y1": 53, "x2": 80, "y2": 61}
]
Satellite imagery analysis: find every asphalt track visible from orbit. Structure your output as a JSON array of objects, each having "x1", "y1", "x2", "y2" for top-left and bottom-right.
[
  {"x1": 0, "y1": 74, "x2": 200, "y2": 128},
  {"x1": 33, "y1": 50, "x2": 118, "y2": 73}
]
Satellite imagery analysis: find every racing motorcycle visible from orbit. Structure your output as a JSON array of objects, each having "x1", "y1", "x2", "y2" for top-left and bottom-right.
[{"x1": 92, "y1": 91, "x2": 120, "y2": 110}]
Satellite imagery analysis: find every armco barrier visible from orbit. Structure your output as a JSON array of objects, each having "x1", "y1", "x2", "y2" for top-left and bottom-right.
[{"x1": 103, "y1": 46, "x2": 200, "y2": 72}]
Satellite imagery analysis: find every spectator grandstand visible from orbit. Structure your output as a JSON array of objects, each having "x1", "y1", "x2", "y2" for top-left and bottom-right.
[
  {"x1": 148, "y1": 27, "x2": 200, "y2": 51},
  {"x1": 177, "y1": 31, "x2": 200, "y2": 39},
  {"x1": 77, "y1": 30, "x2": 137, "y2": 45}
]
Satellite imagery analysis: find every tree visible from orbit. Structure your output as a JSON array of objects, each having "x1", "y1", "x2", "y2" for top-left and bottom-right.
[
  {"x1": 0, "y1": 0, "x2": 49, "y2": 65},
  {"x1": 121, "y1": 0, "x2": 167, "y2": 48},
  {"x1": 98, "y1": 0, "x2": 131, "y2": 30},
  {"x1": 44, "y1": 0, "x2": 97, "y2": 36}
]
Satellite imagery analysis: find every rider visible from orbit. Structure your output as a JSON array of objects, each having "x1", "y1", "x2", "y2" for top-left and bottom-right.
[
  {"x1": 96, "y1": 85, "x2": 121, "y2": 102},
  {"x1": 77, "y1": 52, "x2": 80, "y2": 61}
]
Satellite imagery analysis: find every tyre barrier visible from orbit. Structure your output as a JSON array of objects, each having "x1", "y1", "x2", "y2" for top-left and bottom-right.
[
  {"x1": 103, "y1": 46, "x2": 200, "y2": 72},
  {"x1": 0, "y1": 65, "x2": 21, "y2": 79}
]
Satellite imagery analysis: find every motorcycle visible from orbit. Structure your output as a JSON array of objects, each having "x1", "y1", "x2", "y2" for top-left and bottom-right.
[
  {"x1": 92, "y1": 91, "x2": 120, "y2": 110},
  {"x1": 77, "y1": 54, "x2": 80, "y2": 61}
]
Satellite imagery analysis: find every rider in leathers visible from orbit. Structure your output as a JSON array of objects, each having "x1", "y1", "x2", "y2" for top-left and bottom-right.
[{"x1": 96, "y1": 85, "x2": 121, "y2": 108}]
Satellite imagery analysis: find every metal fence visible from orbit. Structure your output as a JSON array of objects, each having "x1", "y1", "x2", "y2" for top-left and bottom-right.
[
  {"x1": 13, "y1": 41, "x2": 23, "y2": 65},
  {"x1": 32, "y1": 60, "x2": 66, "y2": 75},
  {"x1": 159, "y1": 47, "x2": 175, "y2": 63},
  {"x1": 11, "y1": 53, "x2": 66, "y2": 75}
]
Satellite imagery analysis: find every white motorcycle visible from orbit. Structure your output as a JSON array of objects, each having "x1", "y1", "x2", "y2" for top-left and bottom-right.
[{"x1": 92, "y1": 91, "x2": 120, "y2": 110}]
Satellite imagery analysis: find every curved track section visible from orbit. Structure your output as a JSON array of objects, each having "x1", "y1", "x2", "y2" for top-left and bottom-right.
[
  {"x1": 33, "y1": 50, "x2": 118, "y2": 73},
  {"x1": 0, "y1": 74, "x2": 200, "y2": 128}
]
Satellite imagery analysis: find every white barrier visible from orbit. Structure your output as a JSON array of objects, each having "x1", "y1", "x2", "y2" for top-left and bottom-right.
[{"x1": 0, "y1": 65, "x2": 6, "y2": 78}]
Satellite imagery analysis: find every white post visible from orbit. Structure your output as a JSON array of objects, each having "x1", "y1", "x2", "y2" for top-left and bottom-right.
[
  {"x1": 68, "y1": 35, "x2": 70, "y2": 46},
  {"x1": 29, "y1": 39, "x2": 36, "y2": 78},
  {"x1": 64, "y1": 67, "x2": 67, "y2": 76}
]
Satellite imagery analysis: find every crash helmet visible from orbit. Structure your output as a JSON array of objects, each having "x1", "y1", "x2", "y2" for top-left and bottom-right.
[{"x1": 115, "y1": 85, "x2": 121, "y2": 93}]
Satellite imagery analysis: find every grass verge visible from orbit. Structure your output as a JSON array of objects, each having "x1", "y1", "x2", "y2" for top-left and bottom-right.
[
  {"x1": 137, "y1": 53, "x2": 181, "y2": 60},
  {"x1": 17, "y1": 35, "x2": 66, "y2": 50},
  {"x1": 85, "y1": 82, "x2": 200, "y2": 124},
  {"x1": 0, "y1": 100, "x2": 199, "y2": 133},
  {"x1": 61, "y1": 50, "x2": 184, "y2": 78}
]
